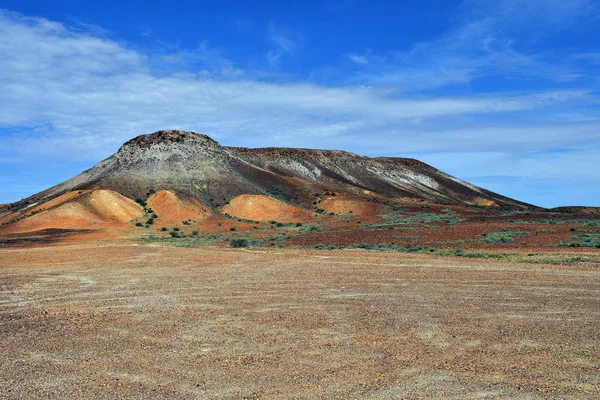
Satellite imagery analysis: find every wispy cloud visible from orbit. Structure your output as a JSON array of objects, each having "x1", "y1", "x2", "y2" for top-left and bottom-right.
[
  {"x1": 2, "y1": 9, "x2": 588, "y2": 157},
  {"x1": 343, "y1": 0, "x2": 598, "y2": 91},
  {"x1": 266, "y1": 21, "x2": 298, "y2": 67},
  {"x1": 0, "y1": 8, "x2": 598, "y2": 206},
  {"x1": 460, "y1": 0, "x2": 597, "y2": 28}
]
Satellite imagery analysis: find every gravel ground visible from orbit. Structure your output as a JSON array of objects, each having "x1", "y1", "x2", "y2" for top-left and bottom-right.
[{"x1": 1, "y1": 244, "x2": 599, "y2": 399}]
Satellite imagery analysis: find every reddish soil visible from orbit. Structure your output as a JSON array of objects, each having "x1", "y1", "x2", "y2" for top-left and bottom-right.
[
  {"x1": 147, "y1": 190, "x2": 211, "y2": 227},
  {"x1": 221, "y1": 194, "x2": 312, "y2": 222},
  {"x1": 318, "y1": 195, "x2": 382, "y2": 217},
  {"x1": 1, "y1": 189, "x2": 599, "y2": 256}
]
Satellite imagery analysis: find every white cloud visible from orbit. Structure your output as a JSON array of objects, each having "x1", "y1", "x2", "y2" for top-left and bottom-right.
[
  {"x1": 345, "y1": 0, "x2": 599, "y2": 91},
  {"x1": 266, "y1": 22, "x2": 298, "y2": 67},
  {"x1": 461, "y1": 0, "x2": 597, "y2": 28},
  {"x1": 0, "y1": 10, "x2": 591, "y2": 161},
  {"x1": 346, "y1": 53, "x2": 369, "y2": 65},
  {"x1": 0, "y1": 9, "x2": 598, "y2": 206}
]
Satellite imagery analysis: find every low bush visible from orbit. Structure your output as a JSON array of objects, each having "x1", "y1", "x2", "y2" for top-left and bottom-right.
[
  {"x1": 481, "y1": 230, "x2": 530, "y2": 243},
  {"x1": 230, "y1": 238, "x2": 249, "y2": 248}
]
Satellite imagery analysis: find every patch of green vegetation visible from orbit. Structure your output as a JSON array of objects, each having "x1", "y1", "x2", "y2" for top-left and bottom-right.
[
  {"x1": 560, "y1": 233, "x2": 600, "y2": 248},
  {"x1": 378, "y1": 208, "x2": 468, "y2": 226},
  {"x1": 135, "y1": 198, "x2": 147, "y2": 207},
  {"x1": 230, "y1": 238, "x2": 249, "y2": 248},
  {"x1": 311, "y1": 242, "x2": 512, "y2": 260},
  {"x1": 481, "y1": 229, "x2": 531, "y2": 243},
  {"x1": 512, "y1": 253, "x2": 600, "y2": 265},
  {"x1": 508, "y1": 219, "x2": 600, "y2": 226}
]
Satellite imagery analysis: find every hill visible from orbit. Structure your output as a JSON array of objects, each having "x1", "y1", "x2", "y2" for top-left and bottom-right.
[{"x1": 0, "y1": 130, "x2": 535, "y2": 236}]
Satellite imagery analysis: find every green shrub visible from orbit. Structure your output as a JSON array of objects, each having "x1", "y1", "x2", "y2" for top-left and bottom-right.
[
  {"x1": 230, "y1": 238, "x2": 249, "y2": 248},
  {"x1": 172, "y1": 227, "x2": 180, "y2": 232},
  {"x1": 135, "y1": 222, "x2": 143, "y2": 227},
  {"x1": 295, "y1": 222, "x2": 303, "y2": 227},
  {"x1": 560, "y1": 233, "x2": 600, "y2": 248},
  {"x1": 313, "y1": 243, "x2": 326, "y2": 249},
  {"x1": 482, "y1": 230, "x2": 530, "y2": 243},
  {"x1": 230, "y1": 227, "x2": 237, "y2": 231}
]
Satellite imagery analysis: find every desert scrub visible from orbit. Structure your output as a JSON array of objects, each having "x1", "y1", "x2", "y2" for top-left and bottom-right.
[
  {"x1": 481, "y1": 229, "x2": 530, "y2": 243},
  {"x1": 508, "y1": 219, "x2": 600, "y2": 226},
  {"x1": 230, "y1": 238, "x2": 249, "y2": 248},
  {"x1": 379, "y1": 208, "x2": 468, "y2": 225},
  {"x1": 560, "y1": 233, "x2": 600, "y2": 248}
]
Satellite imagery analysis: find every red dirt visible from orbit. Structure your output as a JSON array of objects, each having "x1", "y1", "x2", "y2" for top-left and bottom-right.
[
  {"x1": 147, "y1": 190, "x2": 210, "y2": 227},
  {"x1": 221, "y1": 194, "x2": 312, "y2": 222},
  {"x1": 318, "y1": 195, "x2": 382, "y2": 217}
]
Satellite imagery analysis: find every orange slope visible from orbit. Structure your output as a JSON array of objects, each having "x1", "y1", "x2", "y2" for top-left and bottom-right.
[
  {"x1": 221, "y1": 194, "x2": 312, "y2": 222},
  {"x1": 147, "y1": 190, "x2": 210, "y2": 226},
  {"x1": 1, "y1": 190, "x2": 144, "y2": 233}
]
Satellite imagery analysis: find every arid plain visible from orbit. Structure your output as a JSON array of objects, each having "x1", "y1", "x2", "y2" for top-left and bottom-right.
[{"x1": 1, "y1": 243, "x2": 599, "y2": 399}]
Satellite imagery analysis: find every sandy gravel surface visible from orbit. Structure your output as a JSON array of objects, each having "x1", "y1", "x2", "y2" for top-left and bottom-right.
[{"x1": 1, "y1": 244, "x2": 599, "y2": 399}]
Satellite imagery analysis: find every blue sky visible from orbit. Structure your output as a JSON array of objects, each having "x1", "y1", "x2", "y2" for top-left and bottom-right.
[{"x1": 0, "y1": 0, "x2": 599, "y2": 207}]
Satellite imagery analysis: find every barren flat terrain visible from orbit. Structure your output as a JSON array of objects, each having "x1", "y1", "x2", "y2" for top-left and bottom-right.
[{"x1": 1, "y1": 244, "x2": 599, "y2": 399}]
